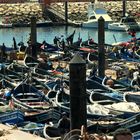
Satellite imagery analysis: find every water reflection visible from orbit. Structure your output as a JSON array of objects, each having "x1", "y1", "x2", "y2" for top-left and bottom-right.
[{"x1": 0, "y1": 26, "x2": 140, "y2": 47}]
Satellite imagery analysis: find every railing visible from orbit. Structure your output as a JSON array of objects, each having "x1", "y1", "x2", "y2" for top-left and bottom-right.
[
  {"x1": 46, "y1": 4, "x2": 65, "y2": 17},
  {"x1": 47, "y1": 4, "x2": 75, "y2": 23}
]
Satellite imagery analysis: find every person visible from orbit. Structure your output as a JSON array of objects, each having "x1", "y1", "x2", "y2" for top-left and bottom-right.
[
  {"x1": 120, "y1": 46, "x2": 125, "y2": 54},
  {"x1": 1, "y1": 43, "x2": 6, "y2": 58},
  {"x1": 57, "y1": 112, "x2": 70, "y2": 136},
  {"x1": 113, "y1": 128, "x2": 133, "y2": 140},
  {"x1": 61, "y1": 38, "x2": 66, "y2": 51},
  {"x1": 106, "y1": 78, "x2": 114, "y2": 88},
  {"x1": 88, "y1": 38, "x2": 94, "y2": 45},
  {"x1": 53, "y1": 36, "x2": 60, "y2": 46},
  {"x1": 128, "y1": 29, "x2": 136, "y2": 38},
  {"x1": 4, "y1": 87, "x2": 14, "y2": 102},
  {"x1": 112, "y1": 46, "x2": 120, "y2": 58}
]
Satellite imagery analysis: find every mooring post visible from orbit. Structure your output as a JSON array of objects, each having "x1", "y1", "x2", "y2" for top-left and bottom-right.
[
  {"x1": 123, "y1": 0, "x2": 126, "y2": 17},
  {"x1": 69, "y1": 54, "x2": 87, "y2": 130},
  {"x1": 30, "y1": 16, "x2": 37, "y2": 58},
  {"x1": 65, "y1": 0, "x2": 68, "y2": 24},
  {"x1": 98, "y1": 16, "x2": 105, "y2": 78}
]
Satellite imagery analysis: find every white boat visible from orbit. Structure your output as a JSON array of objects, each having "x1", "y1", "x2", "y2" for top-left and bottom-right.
[
  {"x1": 108, "y1": 16, "x2": 140, "y2": 31},
  {"x1": 82, "y1": 0, "x2": 113, "y2": 28},
  {"x1": 0, "y1": 17, "x2": 13, "y2": 28}
]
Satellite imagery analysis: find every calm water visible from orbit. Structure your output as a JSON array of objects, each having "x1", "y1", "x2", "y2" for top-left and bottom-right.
[{"x1": 1, "y1": 26, "x2": 140, "y2": 47}]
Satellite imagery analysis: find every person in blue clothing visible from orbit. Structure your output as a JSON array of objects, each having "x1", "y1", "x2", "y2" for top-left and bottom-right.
[{"x1": 4, "y1": 88, "x2": 14, "y2": 102}]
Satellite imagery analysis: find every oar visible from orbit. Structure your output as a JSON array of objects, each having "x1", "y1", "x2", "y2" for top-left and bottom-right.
[{"x1": 113, "y1": 34, "x2": 117, "y2": 43}]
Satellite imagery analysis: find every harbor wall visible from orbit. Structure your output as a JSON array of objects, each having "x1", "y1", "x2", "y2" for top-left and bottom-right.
[
  {"x1": 50, "y1": 1, "x2": 140, "y2": 22},
  {"x1": 0, "y1": 1, "x2": 139, "y2": 24},
  {"x1": 0, "y1": 2, "x2": 49, "y2": 24}
]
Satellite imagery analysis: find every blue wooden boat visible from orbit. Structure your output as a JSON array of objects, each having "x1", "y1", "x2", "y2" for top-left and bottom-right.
[
  {"x1": 24, "y1": 55, "x2": 39, "y2": 68},
  {"x1": 55, "y1": 88, "x2": 133, "y2": 120},
  {"x1": 18, "y1": 121, "x2": 45, "y2": 136},
  {"x1": 135, "y1": 49, "x2": 140, "y2": 59},
  {"x1": 43, "y1": 123, "x2": 61, "y2": 140},
  {"x1": 24, "y1": 108, "x2": 61, "y2": 123},
  {"x1": 87, "y1": 112, "x2": 140, "y2": 134},
  {"x1": 108, "y1": 51, "x2": 140, "y2": 62},
  {"x1": 11, "y1": 82, "x2": 51, "y2": 111},
  {"x1": 89, "y1": 91, "x2": 123, "y2": 104},
  {"x1": 124, "y1": 92, "x2": 140, "y2": 105},
  {"x1": 7, "y1": 62, "x2": 30, "y2": 75},
  {"x1": 102, "y1": 76, "x2": 136, "y2": 92},
  {"x1": 0, "y1": 109, "x2": 24, "y2": 124},
  {"x1": 42, "y1": 42, "x2": 61, "y2": 52},
  {"x1": 133, "y1": 131, "x2": 140, "y2": 140},
  {"x1": 130, "y1": 78, "x2": 140, "y2": 90}
]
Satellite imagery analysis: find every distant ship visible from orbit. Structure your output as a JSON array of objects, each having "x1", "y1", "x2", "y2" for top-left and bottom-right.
[
  {"x1": 108, "y1": 15, "x2": 140, "y2": 31},
  {"x1": 82, "y1": 0, "x2": 113, "y2": 28}
]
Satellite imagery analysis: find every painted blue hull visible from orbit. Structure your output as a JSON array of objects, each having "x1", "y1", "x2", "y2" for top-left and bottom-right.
[{"x1": 0, "y1": 110, "x2": 24, "y2": 124}]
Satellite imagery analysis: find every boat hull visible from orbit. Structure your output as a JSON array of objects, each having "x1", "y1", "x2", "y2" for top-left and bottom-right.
[
  {"x1": 0, "y1": 110, "x2": 24, "y2": 124},
  {"x1": 82, "y1": 20, "x2": 111, "y2": 28}
]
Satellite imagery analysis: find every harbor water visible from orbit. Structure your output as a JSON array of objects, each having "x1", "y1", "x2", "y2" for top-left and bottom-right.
[{"x1": 1, "y1": 26, "x2": 140, "y2": 47}]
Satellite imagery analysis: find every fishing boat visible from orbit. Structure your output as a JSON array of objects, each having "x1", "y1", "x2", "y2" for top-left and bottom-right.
[
  {"x1": 0, "y1": 109, "x2": 24, "y2": 124},
  {"x1": 133, "y1": 131, "x2": 140, "y2": 140},
  {"x1": 108, "y1": 15, "x2": 140, "y2": 31},
  {"x1": 43, "y1": 123, "x2": 61, "y2": 140},
  {"x1": 24, "y1": 108, "x2": 61, "y2": 123},
  {"x1": 102, "y1": 76, "x2": 135, "y2": 92},
  {"x1": 108, "y1": 51, "x2": 140, "y2": 63},
  {"x1": 124, "y1": 92, "x2": 140, "y2": 105},
  {"x1": 130, "y1": 75, "x2": 140, "y2": 90},
  {"x1": 135, "y1": 49, "x2": 140, "y2": 59},
  {"x1": 18, "y1": 121, "x2": 45, "y2": 136},
  {"x1": 55, "y1": 87, "x2": 132, "y2": 120},
  {"x1": 23, "y1": 55, "x2": 39, "y2": 68},
  {"x1": 82, "y1": 0, "x2": 113, "y2": 28},
  {"x1": 87, "y1": 112, "x2": 140, "y2": 134},
  {"x1": 11, "y1": 82, "x2": 51, "y2": 111}
]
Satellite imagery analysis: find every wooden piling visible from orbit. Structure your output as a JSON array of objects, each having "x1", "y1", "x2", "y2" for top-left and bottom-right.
[
  {"x1": 30, "y1": 16, "x2": 37, "y2": 58},
  {"x1": 65, "y1": 0, "x2": 68, "y2": 24},
  {"x1": 123, "y1": 0, "x2": 126, "y2": 17},
  {"x1": 69, "y1": 53, "x2": 87, "y2": 130},
  {"x1": 98, "y1": 16, "x2": 105, "y2": 78}
]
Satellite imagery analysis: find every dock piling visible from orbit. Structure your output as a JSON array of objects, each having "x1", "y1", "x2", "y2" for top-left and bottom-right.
[
  {"x1": 69, "y1": 53, "x2": 87, "y2": 130},
  {"x1": 123, "y1": 0, "x2": 126, "y2": 17},
  {"x1": 30, "y1": 16, "x2": 37, "y2": 58},
  {"x1": 65, "y1": 0, "x2": 68, "y2": 24},
  {"x1": 98, "y1": 16, "x2": 105, "y2": 78}
]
